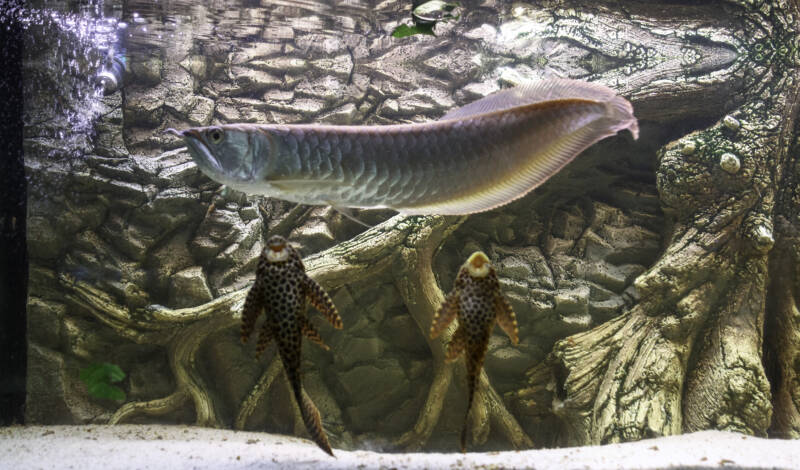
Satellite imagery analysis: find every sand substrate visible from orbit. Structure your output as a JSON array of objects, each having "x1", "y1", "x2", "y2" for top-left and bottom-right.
[{"x1": 1, "y1": 425, "x2": 798, "y2": 469}]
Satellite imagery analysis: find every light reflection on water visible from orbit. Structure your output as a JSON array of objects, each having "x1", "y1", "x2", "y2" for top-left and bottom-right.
[
  {"x1": 21, "y1": 2, "x2": 125, "y2": 157},
  {"x1": 19, "y1": 0, "x2": 432, "y2": 159},
  {"x1": 121, "y1": 0, "x2": 401, "y2": 62}
]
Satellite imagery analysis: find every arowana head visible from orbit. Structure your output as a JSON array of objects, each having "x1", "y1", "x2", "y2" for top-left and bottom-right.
[
  {"x1": 166, "y1": 125, "x2": 274, "y2": 191},
  {"x1": 465, "y1": 251, "x2": 490, "y2": 278}
]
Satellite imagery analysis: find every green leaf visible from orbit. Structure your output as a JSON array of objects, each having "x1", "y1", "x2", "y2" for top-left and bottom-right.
[
  {"x1": 80, "y1": 363, "x2": 126, "y2": 401},
  {"x1": 391, "y1": 23, "x2": 436, "y2": 38},
  {"x1": 88, "y1": 382, "x2": 126, "y2": 401}
]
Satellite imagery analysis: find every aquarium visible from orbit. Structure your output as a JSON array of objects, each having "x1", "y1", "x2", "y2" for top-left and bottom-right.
[{"x1": 2, "y1": 0, "x2": 800, "y2": 468}]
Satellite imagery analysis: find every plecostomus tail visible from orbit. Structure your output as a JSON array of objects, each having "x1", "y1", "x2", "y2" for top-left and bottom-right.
[
  {"x1": 241, "y1": 235, "x2": 343, "y2": 456},
  {"x1": 429, "y1": 251, "x2": 519, "y2": 452},
  {"x1": 168, "y1": 78, "x2": 638, "y2": 215}
]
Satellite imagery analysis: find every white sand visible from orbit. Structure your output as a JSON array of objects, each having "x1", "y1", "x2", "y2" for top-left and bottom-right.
[{"x1": 0, "y1": 425, "x2": 798, "y2": 469}]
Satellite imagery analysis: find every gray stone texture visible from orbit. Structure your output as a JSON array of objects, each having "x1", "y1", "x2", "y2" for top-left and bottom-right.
[{"x1": 28, "y1": 0, "x2": 775, "y2": 453}]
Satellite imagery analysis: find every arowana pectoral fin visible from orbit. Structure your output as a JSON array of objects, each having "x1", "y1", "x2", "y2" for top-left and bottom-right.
[
  {"x1": 304, "y1": 277, "x2": 343, "y2": 329},
  {"x1": 494, "y1": 294, "x2": 519, "y2": 345}
]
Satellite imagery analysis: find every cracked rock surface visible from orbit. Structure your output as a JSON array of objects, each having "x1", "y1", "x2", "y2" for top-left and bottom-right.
[{"x1": 21, "y1": 0, "x2": 800, "y2": 453}]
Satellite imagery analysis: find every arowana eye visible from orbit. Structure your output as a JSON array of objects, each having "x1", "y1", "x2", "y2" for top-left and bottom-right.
[{"x1": 207, "y1": 128, "x2": 224, "y2": 144}]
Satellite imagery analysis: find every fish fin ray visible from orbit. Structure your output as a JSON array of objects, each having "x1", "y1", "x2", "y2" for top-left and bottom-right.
[
  {"x1": 304, "y1": 277, "x2": 343, "y2": 329},
  {"x1": 440, "y1": 78, "x2": 633, "y2": 127},
  {"x1": 445, "y1": 326, "x2": 466, "y2": 362},
  {"x1": 430, "y1": 289, "x2": 459, "y2": 339},
  {"x1": 302, "y1": 318, "x2": 330, "y2": 351},
  {"x1": 254, "y1": 322, "x2": 273, "y2": 358},
  {"x1": 299, "y1": 388, "x2": 334, "y2": 456},
  {"x1": 241, "y1": 283, "x2": 265, "y2": 343},
  {"x1": 329, "y1": 204, "x2": 373, "y2": 228},
  {"x1": 401, "y1": 106, "x2": 637, "y2": 215},
  {"x1": 286, "y1": 365, "x2": 334, "y2": 456},
  {"x1": 494, "y1": 294, "x2": 519, "y2": 345},
  {"x1": 461, "y1": 335, "x2": 489, "y2": 452}
]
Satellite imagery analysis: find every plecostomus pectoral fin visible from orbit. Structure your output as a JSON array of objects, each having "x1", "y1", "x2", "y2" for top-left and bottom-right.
[
  {"x1": 255, "y1": 321, "x2": 273, "y2": 358},
  {"x1": 494, "y1": 294, "x2": 519, "y2": 345},
  {"x1": 303, "y1": 276, "x2": 344, "y2": 329},
  {"x1": 446, "y1": 325, "x2": 467, "y2": 362},
  {"x1": 241, "y1": 280, "x2": 266, "y2": 343},
  {"x1": 430, "y1": 289, "x2": 460, "y2": 340},
  {"x1": 301, "y1": 317, "x2": 330, "y2": 351}
]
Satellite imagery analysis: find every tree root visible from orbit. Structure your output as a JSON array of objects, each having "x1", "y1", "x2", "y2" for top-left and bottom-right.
[
  {"x1": 395, "y1": 361, "x2": 455, "y2": 450},
  {"x1": 109, "y1": 390, "x2": 188, "y2": 424},
  {"x1": 62, "y1": 213, "x2": 529, "y2": 449},
  {"x1": 393, "y1": 216, "x2": 533, "y2": 450},
  {"x1": 235, "y1": 355, "x2": 283, "y2": 430},
  {"x1": 510, "y1": 54, "x2": 800, "y2": 442},
  {"x1": 765, "y1": 220, "x2": 800, "y2": 437}
]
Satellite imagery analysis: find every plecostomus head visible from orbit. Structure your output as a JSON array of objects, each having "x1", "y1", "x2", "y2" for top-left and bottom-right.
[
  {"x1": 265, "y1": 234, "x2": 290, "y2": 263},
  {"x1": 464, "y1": 251, "x2": 490, "y2": 278}
]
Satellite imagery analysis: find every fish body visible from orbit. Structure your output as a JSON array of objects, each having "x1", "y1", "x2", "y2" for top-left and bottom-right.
[
  {"x1": 169, "y1": 78, "x2": 638, "y2": 215},
  {"x1": 241, "y1": 235, "x2": 343, "y2": 456},
  {"x1": 429, "y1": 251, "x2": 519, "y2": 452}
]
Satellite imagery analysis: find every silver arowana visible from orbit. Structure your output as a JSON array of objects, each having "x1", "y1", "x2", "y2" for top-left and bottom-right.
[{"x1": 168, "y1": 78, "x2": 638, "y2": 215}]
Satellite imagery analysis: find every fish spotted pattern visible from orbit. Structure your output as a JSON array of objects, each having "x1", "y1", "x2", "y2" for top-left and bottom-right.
[
  {"x1": 241, "y1": 235, "x2": 343, "y2": 456},
  {"x1": 430, "y1": 251, "x2": 519, "y2": 452}
]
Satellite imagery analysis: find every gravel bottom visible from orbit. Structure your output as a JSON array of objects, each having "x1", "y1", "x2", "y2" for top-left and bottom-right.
[{"x1": 0, "y1": 425, "x2": 798, "y2": 470}]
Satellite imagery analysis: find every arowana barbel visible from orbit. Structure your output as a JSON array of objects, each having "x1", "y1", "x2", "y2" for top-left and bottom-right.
[{"x1": 168, "y1": 78, "x2": 638, "y2": 215}]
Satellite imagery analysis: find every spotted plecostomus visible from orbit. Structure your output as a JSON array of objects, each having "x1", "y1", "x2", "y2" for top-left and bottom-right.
[
  {"x1": 241, "y1": 235, "x2": 343, "y2": 456},
  {"x1": 430, "y1": 251, "x2": 519, "y2": 452}
]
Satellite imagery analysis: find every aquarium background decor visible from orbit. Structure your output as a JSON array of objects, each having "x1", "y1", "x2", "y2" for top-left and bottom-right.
[{"x1": 16, "y1": 0, "x2": 800, "y2": 453}]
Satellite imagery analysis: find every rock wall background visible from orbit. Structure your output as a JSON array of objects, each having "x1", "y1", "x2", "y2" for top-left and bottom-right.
[{"x1": 21, "y1": 0, "x2": 697, "y2": 451}]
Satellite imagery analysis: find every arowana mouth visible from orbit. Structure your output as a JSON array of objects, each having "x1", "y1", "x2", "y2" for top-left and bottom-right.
[{"x1": 165, "y1": 128, "x2": 223, "y2": 174}]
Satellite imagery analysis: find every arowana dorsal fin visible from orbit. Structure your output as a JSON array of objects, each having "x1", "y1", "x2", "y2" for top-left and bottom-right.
[{"x1": 439, "y1": 78, "x2": 639, "y2": 139}]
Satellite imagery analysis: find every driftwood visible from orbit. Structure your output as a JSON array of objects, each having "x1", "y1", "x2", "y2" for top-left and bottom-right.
[
  {"x1": 510, "y1": 0, "x2": 800, "y2": 446},
  {"x1": 63, "y1": 214, "x2": 532, "y2": 448},
  {"x1": 53, "y1": 0, "x2": 800, "y2": 450}
]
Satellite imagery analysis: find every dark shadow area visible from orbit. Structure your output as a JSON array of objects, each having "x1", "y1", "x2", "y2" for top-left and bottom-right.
[{"x1": 0, "y1": 0, "x2": 28, "y2": 425}]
